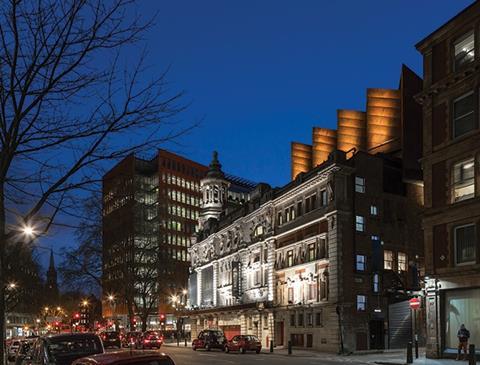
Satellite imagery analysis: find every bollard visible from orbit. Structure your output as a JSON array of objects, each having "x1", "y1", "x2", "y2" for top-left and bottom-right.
[
  {"x1": 270, "y1": 340, "x2": 274, "y2": 353},
  {"x1": 185, "y1": 337, "x2": 187, "y2": 347},
  {"x1": 406, "y1": 342, "x2": 413, "y2": 364},
  {"x1": 468, "y1": 344, "x2": 475, "y2": 365},
  {"x1": 288, "y1": 340, "x2": 292, "y2": 355},
  {"x1": 177, "y1": 336, "x2": 179, "y2": 347},
  {"x1": 415, "y1": 340, "x2": 419, "y2": 359}
]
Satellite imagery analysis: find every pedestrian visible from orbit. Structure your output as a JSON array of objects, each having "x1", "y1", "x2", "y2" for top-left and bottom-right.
[{"x1": 456, "y1": 324, "x2": 470, "y2": 360}]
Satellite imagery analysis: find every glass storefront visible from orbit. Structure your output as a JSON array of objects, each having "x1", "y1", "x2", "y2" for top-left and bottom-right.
[{"x1": 444, "y1": 288, "x2": 480, "y2": 349}]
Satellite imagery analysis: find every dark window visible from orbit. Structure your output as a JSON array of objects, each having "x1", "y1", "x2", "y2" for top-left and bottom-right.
[
  {"x1": 315, "y1": 311, "x2": 323, "y2": 326},
  {"x1": 298, "y1": 312, "x2": 304, "y2": 327},
  {"x1": 453, "y1": 92, "x2": 475, "y2": 138},
  {"x1": 297, "y1": 201, "x2": 303, "y2": 216},
  {"x1": 290, "y1": 313, "x2": 296, "y2": 327},
  {"x1": 454, "y1": 224, "x2": 476, "y2": 265}
]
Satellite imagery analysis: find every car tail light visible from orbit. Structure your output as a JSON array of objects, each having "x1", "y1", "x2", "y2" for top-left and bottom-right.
[
  {"x1": 160, "y1": 336, "x2": 164, "y2": 341},
  {"x1": 144, "y1": 339, "x2": 150, "y2": 343}
]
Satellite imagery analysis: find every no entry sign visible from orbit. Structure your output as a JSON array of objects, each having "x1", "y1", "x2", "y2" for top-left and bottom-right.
[{"x1": 409, "y1": 297, "x2": 421, "y2": 310}]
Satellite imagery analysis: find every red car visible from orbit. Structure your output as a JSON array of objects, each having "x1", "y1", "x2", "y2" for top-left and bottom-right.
[
  {"x1": 225, "y1": 335, "x2": 261, "y2": 354},
  {"x1": 138, "y1": 331, "x2": 163, "y2": 349},
  {"x1": 72, "y1": 350, "x2": 174, "y2": 365}
]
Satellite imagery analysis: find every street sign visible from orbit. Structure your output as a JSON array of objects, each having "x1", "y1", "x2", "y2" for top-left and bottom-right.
[{"x1": 409, "y1": 297, "x2": 421, "y2": 310}]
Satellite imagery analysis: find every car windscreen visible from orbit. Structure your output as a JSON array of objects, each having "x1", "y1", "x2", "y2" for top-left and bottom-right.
[
  {"x1": 105, "y1": 332, "x2": 119, "y2": 339},
  {"x1": 46, "y1": 337, "x2": 102, "y2": 359}
]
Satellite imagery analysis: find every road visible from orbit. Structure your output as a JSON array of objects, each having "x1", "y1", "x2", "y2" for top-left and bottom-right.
[{"x1": 155, "y1": 345, "x2": 371, "y2": 365}]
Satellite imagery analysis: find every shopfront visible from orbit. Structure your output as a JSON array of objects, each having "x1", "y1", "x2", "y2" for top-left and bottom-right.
[{"x1": 444, "y1": 288, "x2": 480, "y2": 351}]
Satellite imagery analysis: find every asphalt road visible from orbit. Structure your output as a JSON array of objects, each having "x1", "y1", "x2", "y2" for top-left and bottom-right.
[{"x1": 156, "y1": 345, "x2": 371, "y2": 365}]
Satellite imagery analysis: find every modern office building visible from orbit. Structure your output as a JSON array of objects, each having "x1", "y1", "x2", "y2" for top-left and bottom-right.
[{"x1": 415, "y1": 2, "x2": 480, "y2": 358}]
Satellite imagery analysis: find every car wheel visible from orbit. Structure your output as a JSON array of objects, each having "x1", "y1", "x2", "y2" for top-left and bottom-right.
[
  {"x1": 192, "y1": 345, "x2": 197, "y2": 351},
  {"x1": 205, "y1": 344, "x2": 211, "y2": 351},
  {"x1": 225, "y1": 346, "x2": 230, "y2": 353},
  {"x1": 240, "y1": 347, "x2": 246, "y2": 354},
  {"x1": 256, "y1": 349, "x2": 261, "y2": 354}
]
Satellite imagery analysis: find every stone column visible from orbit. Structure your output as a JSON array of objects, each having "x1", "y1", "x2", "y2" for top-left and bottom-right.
[
  {"x1": 266, "y1": 239, "x2": 276, "y2": 302},
  {"x1": 213, "y1": 261, "x2": 218, "y2": 307},
  {"x1": 197, "y1": 269, "x2": 202, "y2": 307}
]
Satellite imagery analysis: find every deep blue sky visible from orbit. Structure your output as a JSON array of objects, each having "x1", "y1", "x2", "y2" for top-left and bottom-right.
[{"x1": 40, "y1": 1, "x2": 474, "y2": 270}]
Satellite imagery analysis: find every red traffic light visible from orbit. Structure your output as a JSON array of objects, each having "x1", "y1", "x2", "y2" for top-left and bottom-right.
[
  {"x1": 160, "y1": 314, "x2": 165, "y2": 319},
  {"x1": 74, "y1": 313, "x2": 80, "y2": 319}
]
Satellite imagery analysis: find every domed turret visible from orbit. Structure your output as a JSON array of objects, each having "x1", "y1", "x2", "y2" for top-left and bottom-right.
[{"x1": 199, "y1": 151, "x2": 230, "y2": 229}]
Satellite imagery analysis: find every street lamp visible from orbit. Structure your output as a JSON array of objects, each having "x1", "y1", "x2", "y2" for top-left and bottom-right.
[
  {"x1": 82, "y1": 300, "x2": 89, "y2": 307},
  {"x1": 7, "y1": 282, "x2": 16, "y2": 290}
]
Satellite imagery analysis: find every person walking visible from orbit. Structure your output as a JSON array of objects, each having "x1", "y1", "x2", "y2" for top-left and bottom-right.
[{"x1": 456, "y1": 324, "x2": 470, "y2": 360}]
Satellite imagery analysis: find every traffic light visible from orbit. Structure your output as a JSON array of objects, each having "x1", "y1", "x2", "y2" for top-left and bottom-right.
[
  {"x1": 74, "y1": 313, "x2": 80, "y2": 319},
  {"x1": 160, "y1": 314, "x2": 165, "y2": 320}
]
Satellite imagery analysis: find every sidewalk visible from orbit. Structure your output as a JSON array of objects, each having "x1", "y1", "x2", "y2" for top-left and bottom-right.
[{"x1": 344, "y1": 348, "x2": 465, "y2": 365}]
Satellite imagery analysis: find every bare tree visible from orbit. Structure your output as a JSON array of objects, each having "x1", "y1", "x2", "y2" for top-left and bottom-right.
[
  {"x1": 0, "y1": 0, "x2": 191, "y2": 357},
  {"x1": 59, "y1": 193, "x2": 102, "y2": 292}
]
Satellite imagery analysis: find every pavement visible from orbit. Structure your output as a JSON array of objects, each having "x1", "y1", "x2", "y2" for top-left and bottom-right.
[{"x1": 161, "y1": 342, "x2": 475, "y2": 365}]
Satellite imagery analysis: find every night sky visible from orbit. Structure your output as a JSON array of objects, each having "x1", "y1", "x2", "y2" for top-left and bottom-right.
[{"x1": 40, "y1": 0, "x2": 474, "y2": 273}]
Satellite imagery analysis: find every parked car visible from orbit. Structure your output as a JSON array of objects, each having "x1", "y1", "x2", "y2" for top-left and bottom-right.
[
  {"x1": 8, "y1": 339, "x2": 22, "y2": 361},
  {"x1": 121, "y1": 332, "x2": 141, "y2": 348},
  {"x1": 26, "y1": 333, "x2": 104, "y2": 365},
  {"x1": 72, "y1": 350, "x2": 175, "y2": 365},
  {"x1": 192, "y1": 330, "x2": 226, "y2": 351},
  {"x1": 100, "y1": 332, "x2": 121, "y2": 348},
  {"x1": 15, "y1": 340, "x2": 35, "y2": 365},
  {"x1": 138, "y1": 331, "x2": 163, "y2": 349},
  {"x1": 225, "y1": 335, "x2": 261, "y2": 354}
]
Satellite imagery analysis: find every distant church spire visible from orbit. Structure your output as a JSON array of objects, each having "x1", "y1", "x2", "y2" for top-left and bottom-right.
[{"x1": 46, "y1": 249, "x2": 59, "y2": 303}]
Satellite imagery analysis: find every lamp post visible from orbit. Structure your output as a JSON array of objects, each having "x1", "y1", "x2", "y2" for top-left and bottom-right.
[
  {"x1": 1, "y1": 223, "x2": 36, "y2": 365},
  {"x1": 107, "y1": 294, "x2": 117, "y2": 331}
]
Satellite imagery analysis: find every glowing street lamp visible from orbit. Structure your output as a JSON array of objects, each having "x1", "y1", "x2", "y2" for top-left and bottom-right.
[
  {"x1": 82, "y1": 300, "x2": 89, "y2": 307},
  {"x1": 22, "y1": 224, "x2": 36, "y2": 237},
  {"x1": 7, "y1": 282, "x2": 16, "y2": 289}
]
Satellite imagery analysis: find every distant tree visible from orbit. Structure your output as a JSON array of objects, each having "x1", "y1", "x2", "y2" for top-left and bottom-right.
[
  {"x1": 59, "y1": 193, "x2": 102, "y2": 293},
  {"x1": 0, "y1": 0, "x2": 192, "y2": 356}
]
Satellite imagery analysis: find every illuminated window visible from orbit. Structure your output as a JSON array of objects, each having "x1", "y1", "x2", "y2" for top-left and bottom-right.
[
  {"x1": 307, "y1": 313, "x2": 313, "y2": 326},
  {"x1": 355, "y1": 177, "x2": 365, "y2": 193},
  {"x1": 277, "y1": 212, "x2": 283, "y2": 225},
  {"x1": 356, "y1": 255, "x2": 366, "y2": 271},
  {"x1": 307, "y1": 243, "x2": 316, "y2": 261},
  {"x1": 287, "y1": 250, "x2": 294, "y2": 267},
  {"x1": 370, "y1": 205, "x2": 378, "y2": 216},
  {"x1": 288, "y1": 288, "x2": 294, "y2": 304},
  {"x1": 398, "y1": 252, "x2": 407, "y2": 272},
  {"x1": 452, "y1": 158, "x2": 475, "y2": 202},
  {"x1": 454, "y1": 31, "x2": 475, "y2": 70},
  {"x1": 453, "y1": 92, "x2": 475, "y2": 138},
  {"x1": 308, "y1": 283, "x2": 317, "y2": 300},
  {"x1": 320, "y1": 189, "x2": 327, "y2": 206},
  {"x1": 384, "y1": 250, "x2": 394, "y2": 270},
  {"x1": 356, "y1": 295, "x2": 366, "y2": 311},
  {"x1": 454, "y1": 224, "x2": 476, "y2": 265},
  {"x1": 373, "y1": 273, "x2": 380, "y2": 293},
  {"x1": 356, "y1": 215, "x2": 365, "y2": 232}
]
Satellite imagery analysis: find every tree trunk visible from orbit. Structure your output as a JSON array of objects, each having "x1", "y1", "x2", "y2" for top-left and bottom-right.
[
  {"x1": 141, "y1": 315, "x2": 147, "y2": 332},
  {"x1": 0, "y1": 182, "x2": 7, "y2": 365}
]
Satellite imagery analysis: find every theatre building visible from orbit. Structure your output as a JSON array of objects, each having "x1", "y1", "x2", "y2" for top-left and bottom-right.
[
  {"x1": 415, "y1": 2, "x2": 480, "y2": 358},
  {"x1": 188, "y1": 144, "x2": 423, "y2": 351}
]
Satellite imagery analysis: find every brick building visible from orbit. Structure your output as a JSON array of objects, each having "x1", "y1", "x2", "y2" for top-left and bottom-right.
[{"x1": 415, "y1": 2, "x2": 480, "y2": 358}]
